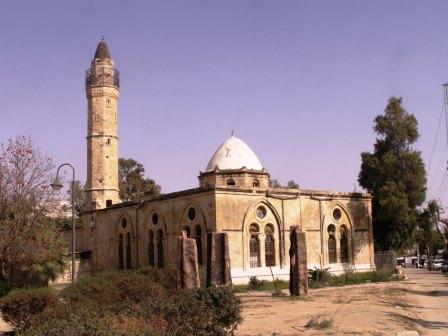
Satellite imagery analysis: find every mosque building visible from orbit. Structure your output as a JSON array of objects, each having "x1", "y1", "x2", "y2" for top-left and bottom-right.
[{"x1": 81, "y1": 40, "x2": 374, "y2": 283}]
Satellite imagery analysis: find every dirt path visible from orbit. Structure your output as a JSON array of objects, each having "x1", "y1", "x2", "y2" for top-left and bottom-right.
[
  {"x1": 1, "y1": 270, "x2": 447, "y2": 335},
  {"x1": 0, "y1": 318, "x2": 11, "y2": 335},
  {"x1": 236, "y1": 269, "x2": 448, "y2": 336},
  {"x1": 402, "y1": 269, "x2": 448, "y2": 335}
]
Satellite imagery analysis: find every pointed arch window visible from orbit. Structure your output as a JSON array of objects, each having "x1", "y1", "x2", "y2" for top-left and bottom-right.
[
  {"x1": 195, "y1": 225, "x2": 203, "y2": 265},
  {"x1": 340, "y1": 225, "x2": 349, "y2": 263},
  {"x1": 148, "y1": 230, "x2": 155, "y2": 266},
  {"x1": 226, "y1": 179, "x2": 236, "y2": 186},
  {"x1": 157, "y1": 229, "x2": 164, "y2": 268},
  {"x1": 328, "y1": 225, "x2": 337, "y2": 264},
  {"x1": 265, "y1": 224, "x2": 275, "y2": 267},
  {"x1": 249, "y1": 224, "x2": 261, "y2": 268},
  {"x1": 126, "y1": 232, "x2": 132, "y2": 269},
  {"x1": 118, "y1": 233, "x2": 124, "y2": 270},
  {"x1": 183, "y1": 226, "x2": 191, "y2": 238}
]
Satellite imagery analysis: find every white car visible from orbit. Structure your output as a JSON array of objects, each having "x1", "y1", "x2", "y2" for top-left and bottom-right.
[{"x1": 433, "y1": 259, "x2": 443, "y2": 270}]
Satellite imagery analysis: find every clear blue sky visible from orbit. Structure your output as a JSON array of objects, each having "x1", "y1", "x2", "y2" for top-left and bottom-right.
[{"x1": 1, "y1": 1, "x2": 448, "y2": 204}]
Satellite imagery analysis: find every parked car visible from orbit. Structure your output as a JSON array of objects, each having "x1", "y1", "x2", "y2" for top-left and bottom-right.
[
  {"x1": 442, "y1": 261, "x2": 448, "y2": 273},
  {"x1": 433, "y1": 259, "x2": 443, "y2": 270}
]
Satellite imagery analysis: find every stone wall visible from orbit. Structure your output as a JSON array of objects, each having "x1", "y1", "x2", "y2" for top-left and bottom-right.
[{"x1": 82, "y1": 186, "x2": 374, "y2": 284}]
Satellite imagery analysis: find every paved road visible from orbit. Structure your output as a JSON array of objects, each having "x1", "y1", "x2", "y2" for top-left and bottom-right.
[{"x1": 404, "y1": 269, "x2": 448, "y2": 336}]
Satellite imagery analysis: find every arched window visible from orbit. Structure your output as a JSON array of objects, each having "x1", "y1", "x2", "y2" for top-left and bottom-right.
[
  {"x1": 118, "y1": 233, "x2": 124, "y2": 270},
  {"x1": 226, "y1": 179, "x2": 236, "y2": 186},
  {"x1": 253, "y1": 179, "x2": 260, "y2": 187},
  {"x1": 265, "y1": 224, "x2": 275, "y2": 267},
  {"x1": 148, "y1": 230, "x2": 155, "y2": 266},
  {"x1": 195, "y1": 225, "x2": 203, "y2": 265},
  {"x1": 157, "y1": 229, "x2": 164, "y2": 268},
  {"x1": 328, "y1": 225, "x2": 337, "y2": 264},
  {"x1": 340, "y1": 225, "x2": 349, "y2": 263},
  {"x1": 249, "y1": 224, "x2": 260, "y2": 268},
  {"x1": 183, "y1": 226, "x2": 191, "y2": 238},
  {"x1": 126, "y1": 232, "x2": 132, "y2": 269}
]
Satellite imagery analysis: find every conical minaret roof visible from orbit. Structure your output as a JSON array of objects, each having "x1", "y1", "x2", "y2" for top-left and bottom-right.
[{"x1": 94, "y1": 39, "x2": 111, "y2": 59}]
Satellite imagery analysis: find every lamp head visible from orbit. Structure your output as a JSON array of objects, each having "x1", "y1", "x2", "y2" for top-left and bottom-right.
[{"x1": 50, "y1": 177, "x2": 63, "y2": 191}]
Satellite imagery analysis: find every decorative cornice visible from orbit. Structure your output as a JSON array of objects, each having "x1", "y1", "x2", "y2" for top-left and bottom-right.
[
  {"x1": 86, "y1": 134, "x2": 119, "y2": 140},
  {"x1": 86, "y1": 87, "x2": 119, "y2": 98}
]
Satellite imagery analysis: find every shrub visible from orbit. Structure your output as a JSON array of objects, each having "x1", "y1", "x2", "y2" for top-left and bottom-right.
[
  {"x1": 137, "y1": 266, "x2": 177, "y2": 292},
  {"x1": 0, "y1": 287, "x2": 58, "y2": 331},
  {"x1": 61, "y1": 274, "x2": 120, "y2": 307},
  {"x1": 195, "y1": 286, "x2": 242, "y2": 332},
  {"x1": 10, "y1": 270, "x2": 243, "y2": 336},
  {"x1": 308, "y1": 267, "x2": 332, "y2": 287},
  {"x1": 248, "y1": 276, "x2": 265, "y2": 290},
  {"x1": 0, "y1": 279, "x2": 10, "y2": 298},
  {"x1": 305, "y1": 316, "x2": 333, "y2": 330},
  {"x1": 158, "y1": 286, "x2": 241, "y2": 336},
  {"x1": 18, "y1": 311, "x2": 118, "y2": 336}
]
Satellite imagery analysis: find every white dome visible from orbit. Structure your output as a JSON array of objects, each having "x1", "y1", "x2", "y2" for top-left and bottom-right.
[{"x1": 206, "y1": 136, "x2": 263, "y2": 171}]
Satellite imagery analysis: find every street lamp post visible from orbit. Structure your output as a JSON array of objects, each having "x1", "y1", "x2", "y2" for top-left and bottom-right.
[{"x1": 50, "y1": 163, "x2": 76, "y2": 283}]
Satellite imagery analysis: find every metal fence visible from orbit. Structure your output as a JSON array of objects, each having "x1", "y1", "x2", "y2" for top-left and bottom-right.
[{"x1": 374, "y1": 251, "x2": 397, "y2": 270}]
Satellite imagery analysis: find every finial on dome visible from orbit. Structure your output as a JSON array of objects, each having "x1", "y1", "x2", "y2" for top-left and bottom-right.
[{"x1": 230, "y1": 129, "x2": 234, "y2": 137}]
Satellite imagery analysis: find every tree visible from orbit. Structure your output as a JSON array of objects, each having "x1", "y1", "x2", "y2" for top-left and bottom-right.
[
  {"x1": 118, "y1": 158, "x2": 161, "y2": 202},
  {"x1": 68, "y1": 180, "x2": 86, "y2": 218},
  {"x1": 358, "y1": 97, "x2": 426, "y2": 251},
  {"x1": 0, "y1": 136, "x2": 66, "y2": 287},
  {"x1": 268, "y1": 178, "x2": 283, "y2": 188},
  {"x1": 436, "y1": 207, "x2": 448, "y2": 254},
  {"x1": 286, "y1": 180, "x2": 299, "y2": 189},
  {"x1": 417, "y1": 200, "x2": 443, "y2": 265}
]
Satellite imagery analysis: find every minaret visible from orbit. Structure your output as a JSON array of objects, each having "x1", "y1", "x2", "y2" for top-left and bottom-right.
[{"x1": 85, "y1": 39, "x2": 120, "y2": 210}]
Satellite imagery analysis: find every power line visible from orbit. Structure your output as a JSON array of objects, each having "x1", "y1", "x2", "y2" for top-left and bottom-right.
[
  {"x1": 428, "y1": 145, "x2": 447, "y2": 195},
  {"x1": 427, "y1": 101, "x2": 445, "y2": 176}
]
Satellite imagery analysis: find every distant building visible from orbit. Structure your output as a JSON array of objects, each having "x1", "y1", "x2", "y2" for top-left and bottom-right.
[{"x1": 81, "y1": 40, "x2": 374, "y2": 283}]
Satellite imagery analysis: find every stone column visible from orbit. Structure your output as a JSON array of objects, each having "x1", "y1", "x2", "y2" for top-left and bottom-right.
[
  {"x1": 177, "y1": 231, "x2": 200, "y2": 289},
  {"x1": 206, "y1": 232, "x2": 232, "y2": 287},
  {"x1": 289, "y1": 226, "x2": 308, "y2": 296}
]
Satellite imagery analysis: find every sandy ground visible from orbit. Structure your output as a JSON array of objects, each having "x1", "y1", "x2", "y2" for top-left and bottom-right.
[
  {"x1": 236, "y1": 269, "x2": 448, "y2": 336},
  {"x1": 0, "y1": 318, "x2": 11, "y2": 335},
  {"x1": 1, "y1": 269, "x2": 447, "y2": 335}
]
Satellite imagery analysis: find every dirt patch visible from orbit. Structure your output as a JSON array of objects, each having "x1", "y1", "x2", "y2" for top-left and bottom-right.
[
  {"x1": 235, "y1": 281, "x2": 420, "y2": 336},
  {"x1": 0, "y1": 316, "x2": 12, "y2": 335}
]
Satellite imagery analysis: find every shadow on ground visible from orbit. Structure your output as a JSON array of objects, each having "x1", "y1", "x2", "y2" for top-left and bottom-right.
[
  {"x1": 389, "y1": 312, "x2": 448, "y2": 330},
  {"x1": 399, "y1": 288, "x2": 448, "y2": 297}
]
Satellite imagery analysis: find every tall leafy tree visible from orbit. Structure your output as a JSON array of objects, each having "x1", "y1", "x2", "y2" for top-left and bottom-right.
[
  {"x1": 358, "y1": 97, "x2": 426, "y2": 251},
  {"x1": 118, "y1": 158, "x2": 161, "y2": 202},
  {"x1": 417, "y1": 200, "x2": 443, "y2": 263},
  {"x1": 0, "y1": 136, "x2": 66, "y2": 287}
]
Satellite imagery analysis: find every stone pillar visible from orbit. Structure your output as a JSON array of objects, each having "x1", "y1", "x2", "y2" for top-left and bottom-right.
[
  {"x1": 206, "y1": 232, "x2": 232, "y2": 287},
  {"x1": 289, "y1": 226, "x2": 308, "y2": 296},
  {"x1": 177, "y1": 231, "x2": 200, "y2": 289}
]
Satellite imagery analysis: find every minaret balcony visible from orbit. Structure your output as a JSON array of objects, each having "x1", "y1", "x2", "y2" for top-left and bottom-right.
[{"x1": 85, "y1": 69, "x2": 120, "y2": 88}]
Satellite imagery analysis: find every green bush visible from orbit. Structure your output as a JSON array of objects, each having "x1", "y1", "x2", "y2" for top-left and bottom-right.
[
  {"x1": 18, "y1": 312, "x2": 118, "y2": 336},
  {"x1": 308, "y1": 267, "x2": 332, "y2": 287},
  {"x1": 248, "y1": 276, "x2": 265, "y2": 290},
  {"x1": 159, "y1": 286, "x2": 241, "y2": 336},
  {"x1": 0, "y1": 287, "x2": 58, "y2": 331},
  {"x1": 195, "y1": 286, "x2": 242, "y2": 332},
  {"x1": 136, "y1": 266, "x2": 177, "y2": 292},
  {"x1": 0, "y1": 279, "x2": 10, "y2": 298},
  {"x1": 11, "y1": 268, "x2": 242, "y2": 336},
  {"x1": 61, "y1": 273, "x2": 120, "y2": 307}
]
